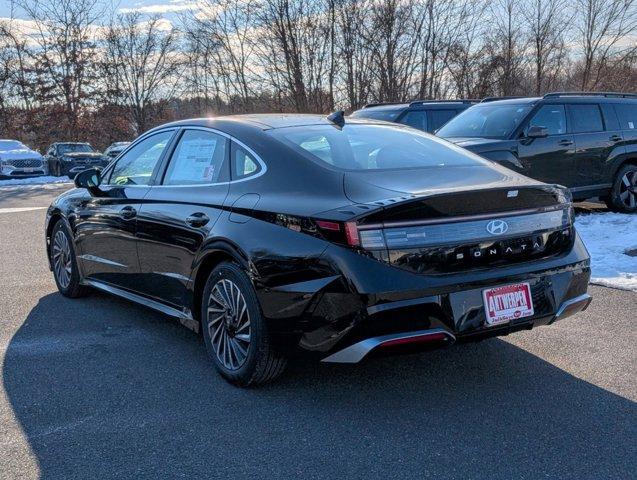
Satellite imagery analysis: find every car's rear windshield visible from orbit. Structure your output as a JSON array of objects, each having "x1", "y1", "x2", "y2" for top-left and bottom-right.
[
  {"x1": 0, "y1": 140, "x2": 26, "y2": 151},
  {"x1": 59, "y1": 144, "x2": 94, "y2": 154},
  {"x1": 269, "y1": 124, "x2": 483, "y2": 171},
  {"x1": 349, "y1": 109, "x2": 403, "y2": 122},
  {"x1": 437, "y1": 104, "x2": 533, "y2": 139}
]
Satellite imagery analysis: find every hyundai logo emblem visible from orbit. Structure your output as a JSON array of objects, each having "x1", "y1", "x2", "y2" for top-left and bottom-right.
[{"x1": 486, "y1": 219, "x2": 509, "y2": 235}]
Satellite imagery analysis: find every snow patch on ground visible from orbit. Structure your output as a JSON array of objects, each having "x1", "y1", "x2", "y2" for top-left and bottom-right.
[
  {"x1": 0, "y1": 175, "x2": 71, "y2": 186},
  {"x1": 576, "y1": 212, "x2": 637, "y2": 292}
]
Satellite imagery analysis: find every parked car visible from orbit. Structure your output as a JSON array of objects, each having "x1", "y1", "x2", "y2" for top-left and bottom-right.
[
  {"x1": 45, "y1": 114, "x2": 591, "y2": 386},
  {"x1": 46, "y1": 142, "x2": 109, "y2": 178},
  {"x1": 0, "y1": 139, "x2": 47, "y2": 179},
  {"x1": 103, "y1": 141, "x2": 131, "y2": 159},
  {"x1": 350, "y1": 99, "x2": 478, "y2": 133},
  {"x1": 437, "y1": 92, "x2": 637, "y2": 212}
]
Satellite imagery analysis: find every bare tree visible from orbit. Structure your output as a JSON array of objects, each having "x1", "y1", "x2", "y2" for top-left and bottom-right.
[
  {"x1": 524, "y1": 0, "x2": 570, "y2": 95},
  {"x1": 15, "y1": 0, "x2": 103, "y2": 133},
  {"x1": 103, "y1": 13, "x2": 182, "y2": 134},
  {"x1": 576, "y1": 0, "x2": 637, "y2": 89}
]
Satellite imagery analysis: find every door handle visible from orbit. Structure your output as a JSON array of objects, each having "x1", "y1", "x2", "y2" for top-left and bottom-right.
[
  {"x1": 558, "y1": 139, "x2": 573, "y2": 146},
  {"x1": 609, "y1": 135, "x2": 622, "y2": 142},
  {"x1": 185, "y1": 212, "x2": 210, "y2": 227},
  {"x1": 119, "y1": 206, "x2": 137, "y2": 219}
]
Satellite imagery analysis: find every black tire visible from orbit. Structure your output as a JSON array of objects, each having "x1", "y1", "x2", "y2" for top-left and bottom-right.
[
  {"x1": 605, "y1": 163, "x2": 637, "y2": 213},
  {"x1": 201, "y1": 262, "x2": 287, "y2": 386},
  {"x1": 50, "y1": 221, "x2": 89, "y2": 298}
]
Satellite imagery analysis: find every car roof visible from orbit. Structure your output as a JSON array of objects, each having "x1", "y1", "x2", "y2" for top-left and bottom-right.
[{"x1": 155, "y1": 114, "x2": 389, "y2": 131}]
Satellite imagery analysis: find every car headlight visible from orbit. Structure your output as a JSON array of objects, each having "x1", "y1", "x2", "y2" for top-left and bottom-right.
[{"x1": 62, "y1": 155, "x2": 73, "y2": 162}]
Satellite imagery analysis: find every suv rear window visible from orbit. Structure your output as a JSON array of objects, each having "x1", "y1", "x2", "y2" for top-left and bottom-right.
[
  {"x1": 399, "y1": 110, "x2": 427, "y2": 130},
  {"x1": 615, "y1": 104, "x2": 637, "y2": 130},
  {"x1": 569, "y1": 104, "x2": 604, "y2": 133},
  {"x1": 350, "y1": 109, "x2": 402, "y2": 122},
  {"x1": 429, "y1": 109, "x2": 458, "y2": 131},
  {"x1": 270, "y1": 124, "x2": 482, "y2": 171}
]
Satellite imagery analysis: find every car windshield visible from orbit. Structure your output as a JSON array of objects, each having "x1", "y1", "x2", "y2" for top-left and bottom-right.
[
  {"x1": 269, "y1": 124, "x2": 483, "y2": 170},
  {"x1": 437, "y1": 104, "x2": 533, "y2": 139},
  {"x1": 59, "y1": 144, "x2": 94, "y2": 154},
  {"x1": 0, "y1": 140, "x2": 26, "y2": 151}
]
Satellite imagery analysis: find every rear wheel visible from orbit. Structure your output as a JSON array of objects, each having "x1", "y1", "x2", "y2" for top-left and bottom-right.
[
  {"x1": 50, "y1": 221, "x2": 88, "y2": 298},
  {"x1": 201, "y1": 262, "x2": 287, "y2": 386},
  {"x1": 605, "y1": 164, "x2": 637, "y2": 213}
]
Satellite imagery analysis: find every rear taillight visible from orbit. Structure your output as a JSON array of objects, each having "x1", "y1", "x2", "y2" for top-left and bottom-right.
[{"x1": 314, "y1": 219, "x2": 361, "y2": 247}]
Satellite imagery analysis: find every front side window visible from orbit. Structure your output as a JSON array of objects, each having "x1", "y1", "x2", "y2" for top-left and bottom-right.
[
  {"x1": 231, "y1": 142, "x2": 260, "y2": 179},
  {"x1": 108, "y1": 131, "x2": 173, "y2": 186},
  {"x1": 399, "y1": 111, "x2": 428, "y2": 131},
  {"x1": 163, "y1": 130, "x2": 227, "y2": 185},
  {"x1": 437, "y1": 104, "x2": 533, "y2": 139},
  {"x1": 270, "y1": 124, "x2": 483, "y2": 170},
  {"x1": 528, "y1": 105, "x2": 567, "y2": 135},
  {"x1": 569, "y1": 104, "x2": 604, "y2": 133}
]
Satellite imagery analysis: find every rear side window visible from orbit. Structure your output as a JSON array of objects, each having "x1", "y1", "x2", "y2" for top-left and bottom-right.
[
  {"x1": 163, "y1": 130, "x2": 228, "y2": 185},
  {"x1": 569, "y1": 104, "x2": 604, "y2": 133},
  {"x1": 428, "y1": 109, "x2": 457, "y2": 131},
  {"x1": 399, "y1": 110, "x2": 428, "y2": 131},
  {"x1": 231, "y1": 142, "x2": 261, "y2": 179},
  {"x1": 528, "y1": 105, "x2": 567, "y2": 135},
  {"x1": 615, "y1": 104, "x2": 637, "y2": 130}
]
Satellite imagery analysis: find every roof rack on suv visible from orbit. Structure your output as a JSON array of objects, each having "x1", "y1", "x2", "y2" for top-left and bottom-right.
[
  {"x1": 408, "y1": 99, "x2": 478, "y2": 107},
  {"x1": 362, "y1": 99, "x2": 478, "y2": 108},
  {"x1": 543, "y1": 91, "x2": 637, "y2": 99},
  {"x1": 480, "y1": 96, "x2": 525, "y2": 103}
]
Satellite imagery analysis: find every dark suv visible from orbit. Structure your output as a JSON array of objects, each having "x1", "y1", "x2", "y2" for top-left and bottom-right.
[
  {"x1": 350, "y1": 100, "x2": 477, "y2": 133},
  {"x1": 46, "y1": 142, "x2": 109, "y2": 179},
  {"x1": 437, "y1": 92, "x2": 637, "y2": 212}
]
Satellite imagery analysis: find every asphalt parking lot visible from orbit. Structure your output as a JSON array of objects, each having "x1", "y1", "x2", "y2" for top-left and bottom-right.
[{"x1": 0, "y1": 184, "x2": 635, "y2": 480}]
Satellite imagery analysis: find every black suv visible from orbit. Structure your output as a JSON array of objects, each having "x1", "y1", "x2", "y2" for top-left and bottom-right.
[
  {"x1": 46, "y1": 142, "x2": 109, "y2": 178},
  {"x1": 350, "y1": 100, "x2": 477, "y2": 133},
  {"x1": 437, "y1": 92, "x2": 637, "y2": 212}
]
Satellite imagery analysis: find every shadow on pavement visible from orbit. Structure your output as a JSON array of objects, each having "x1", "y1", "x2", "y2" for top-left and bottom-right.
[{"x1": 3, "y1": 292, "x2": 636, "y2": 479}]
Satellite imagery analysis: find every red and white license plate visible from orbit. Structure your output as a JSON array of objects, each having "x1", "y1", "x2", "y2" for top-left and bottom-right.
[{"x1": 482, "y1": 282, "x2": 534, "y2": 326}]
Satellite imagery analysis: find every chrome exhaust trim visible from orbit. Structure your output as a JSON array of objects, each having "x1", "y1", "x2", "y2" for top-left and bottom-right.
[
  {"x1": 321, "y1": 328, "x2": 455, "y2": 364},
  {"x1": 552, "y1": 293, "x2": 592, "y2": 322}
]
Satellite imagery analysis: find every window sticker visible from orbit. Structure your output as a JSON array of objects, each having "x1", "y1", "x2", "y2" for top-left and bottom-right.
[{"x1": 171, "y1": 138, "x2": 218, "y2": 182}]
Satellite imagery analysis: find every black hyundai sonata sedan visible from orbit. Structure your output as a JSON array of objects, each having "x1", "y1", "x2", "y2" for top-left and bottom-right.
[{"x1": 45, "y1": 113, "x2": 592, "y2": 385}]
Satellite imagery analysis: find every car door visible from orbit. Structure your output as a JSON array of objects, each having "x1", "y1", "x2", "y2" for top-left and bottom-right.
[
  {"x1": 73, "y1": 130, "x2": 175, "y2": 292},
  {"x1": 567, "y1": 103, "x2": 617, "y2": 189},
  {"x1": 516, "y1": 103, "x2": 576, "y2": 186},
  {"x1": 135, "y1": 128, "x2": 230, "y2": 310}
]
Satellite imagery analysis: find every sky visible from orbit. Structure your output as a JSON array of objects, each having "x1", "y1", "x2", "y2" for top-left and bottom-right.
[{"x1": 0, "y1": 0, "x2": 196, "y2": 22}]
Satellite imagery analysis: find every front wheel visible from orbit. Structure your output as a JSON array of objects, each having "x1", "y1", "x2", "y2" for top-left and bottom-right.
[
  {"x1": 201, "y1": 262, "x2": 287, "y2": 386},
  {"x1": 605, "y1": 164, "x2": 637, "y2": 213}
]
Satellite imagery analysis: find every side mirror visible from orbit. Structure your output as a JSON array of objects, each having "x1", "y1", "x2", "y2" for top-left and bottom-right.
[
  {"x1": 527, "y1": 125, "x2": 549, "y2": 139},
  {"x1": 74, "y1": 168, "x2": 102, "y2": 192}
]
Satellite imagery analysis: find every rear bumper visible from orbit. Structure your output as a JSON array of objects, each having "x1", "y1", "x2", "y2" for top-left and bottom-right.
[
  {"x1": 321, "y1": 293, "x2": 591, "y2": 363},
  {"x1": 268, "y1": 232, "x2": 591, "y2": 360}
]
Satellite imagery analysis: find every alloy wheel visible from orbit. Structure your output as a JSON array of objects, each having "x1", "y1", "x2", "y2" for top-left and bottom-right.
[
  {"x1": 619, "y1": 169, "x2": 637, "y2": 209},
  {"x1": 52, "y1": 230, "x2": 72, "y2": 289},
  {"x1": 207, "y1": 278, "x2": 251, "y2": 370}
]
